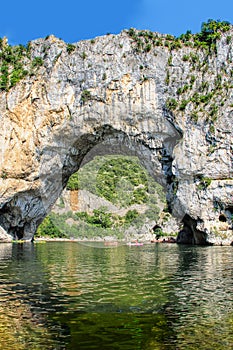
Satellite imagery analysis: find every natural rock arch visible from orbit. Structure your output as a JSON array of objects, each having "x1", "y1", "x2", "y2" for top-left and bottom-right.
[
  {"x1": 0, "y1": 31, "x2": 232, "y2": 244},
  {"x1": 1, "y1": 120, "x2": 180, "y2": 241}
]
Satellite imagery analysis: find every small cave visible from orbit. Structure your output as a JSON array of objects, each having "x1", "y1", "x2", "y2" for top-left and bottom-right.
[
  {"x1": 219, "y1": 214, "x2": 227, "y2": 222},
  {"x1": 152, "y1": 225, "x2": 163, "y2": 239},
  {"x1": 177, "y1": 214, "x2": 208, "y2": 245},
  {"x1": 12, "y1": 226, "x2": 25, "y2": 240},
  {"x1": 0, "y1": 190, "x2": 46, "y2": 241},
  {"x1": 152, "y1": 224, "x2": 161, "y2": 231},
  {"x1": 226, "y1": 206, "x2": 233, "y2": 230},
  {"x1": 226, "y1": 206, "x2": 233, "y2": 215}
]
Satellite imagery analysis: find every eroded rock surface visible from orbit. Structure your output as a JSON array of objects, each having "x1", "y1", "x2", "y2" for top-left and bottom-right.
[{"x1": 0, "y1": 30, "x2": 232, "y2": 243}]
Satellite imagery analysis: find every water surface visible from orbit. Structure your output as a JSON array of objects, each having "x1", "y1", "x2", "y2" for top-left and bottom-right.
[{"x1": 0, "y1": 242, "x2": 232, "y2": 349}]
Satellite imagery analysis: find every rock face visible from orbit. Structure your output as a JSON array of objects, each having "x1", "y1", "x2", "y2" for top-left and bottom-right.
[{"x1": 0, "y1": 29, "x2": 232, "y2": 244}]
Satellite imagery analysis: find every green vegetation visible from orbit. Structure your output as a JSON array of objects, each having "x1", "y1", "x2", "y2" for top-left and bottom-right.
[
  {"x1": 165, "y1": 98, "x2": 178, "y2": 110},
  {"x1": 57, "y1": 197, "x2": 65, "y2": 208},
  {"x1": 0, "y1": 40, "x2": 31, "y2": 91},
  {"x1": 35, "y1": 209, "x2": 138, "y2": 239},
  {"x1": 190, "y1": 111, "x2": 199, "y2": 123},
  {"x1": 127, "y1": 27, "x2": 179, "y2": 53},
  {"x1": 167, "y1": 55, "x2": 172, "y2": 66},
  {"x1": 127, "y1": 20, "x2": 231, "y2": 54},
  {"x1": 163, "y1": 20, "x2": 232, "y2": 125},
  {"x1": 209, "y1": 124, "x2": 215, "y2": 134},
  {"x1": 66, "y1": 43, "x2": 75, "y2": 54},
  {"x1": 76, "y1": 207, "x2": 113, "y2": 229},
  {"x1": 36, "y1": 203, "x2": 158, "y2": 239},
  {"x1": 66, "y1": 171, "x2": 79, "y2": 190},
  {"x1": 80, "y1": 89, "x2": 92, "y2": 103},
  {"x1": 177, "y1": 84, "x2": 189, "y2": 95},
  {"x1": 209, "y1": 104, "x2": 218, "y2": 120},
  {"x1": 36, "y1": 215, "x2": 67, "y2": 238},
  {"x1": 0, "y1": 64, "x2": 9, "y2": 90},
  {"x1": 165, "y1": 70, "x2": 170, "y2": 85},
  {"x1": 95, "y1": 157, "x2": 148, "y2": 206},
  {"x1": 75, "y1": 207, "x2": 139, "y2": 229},
  {"x1": 0, "y1": 37, "x2": 48, "y2": 91},
  {"x1": 81, "y1": 51, "x2": 87, "y2": 60},
  {"x1": 1, "y1": 170, "x2": 7, "y2": 179},
  {"x1": 31, "y1": 56, "x2": 43, "y2": 68},
  {"x1": 10, "y1": 65, "x2": 28, "y2": 87},
  {"x1": 178, "y1": 19, "x2": 231, "y2": 52},
  {"x1": 190, "y1": 75, "x2": 196, "y2": 85},
  {"x1": 182, "y1": 54, "x2": 189, "y2": 61},
  {"x1": 226, "y1": 35, "x2": 232, "y2": 44},
  {"x1": 197, "y1": 176, "x2": 212, "y2": 190},
  {"x1": 179, "y1": 99, "x2": 189, "y2": 111},
  {"x1": 67, "y1": 155, "x2": 164, "y2": 208},
  {"x1": 38, "y1": 155, "x2": 167, "y2": 239},
  {"x1": 194, "y1": 19, "x2": 230, "y2": 51}
]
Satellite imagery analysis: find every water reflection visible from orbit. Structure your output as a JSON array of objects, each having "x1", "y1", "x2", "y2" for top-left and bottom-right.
[
  {"x1": 0, "y1": 242, "x2": 232, "y2": 349},
  {"x1": 0, "y1": 243, "x2": 12, "y2": 260}
]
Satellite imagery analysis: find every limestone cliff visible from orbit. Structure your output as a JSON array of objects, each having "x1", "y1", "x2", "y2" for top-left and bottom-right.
[{"x1": 0, "y1": 24, "x2": 232, "y2": 244}]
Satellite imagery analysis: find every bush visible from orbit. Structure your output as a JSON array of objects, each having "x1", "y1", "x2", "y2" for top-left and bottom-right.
[
  {"x1": 67, "y1": 171, "x2": 79, "y2": 190},
  {"x1": 66, "y1": 43, "x2": 75, "y2": 54},
  {"x1": 194, "y1": 19, "x2": 230, "y2": 52},
  {"x1": 127, "y1": 28, "x2": 137, "y2": 38},
  {"x1": 168, "y1": 55, "x2": 172, "y2": 66},
  {"x1": 87, "y1": 208, "x2": 113, "y2": 228},
  {"x1": 36, "y1": 215, "x2": 67, "y2": 238},
  {"x1": 96, "y1": 157, "x2": 148, "y2": 206},
  {"x1": 190, "y1": 53, "x2": 199, "y2": 63},
  {"x1": 31, "y1": 57, "x2": 43, "y2": 68},
  {"x1": 179, "y1": 99, "x2": 189, "y2": 111},
  {"x1": 209, "y1": 104, "x2": 218, "y2": 119},
  {"x1": 81, "y1": 51, "x2": 87, "y2": 60},
  {"x1": 226, "y1": 35, "x2": 231, "y2": 44},
  {"x1": 177, "y1": 84, "x2": 189, "y2": 95},
  {"x1": 191, "y1": 111, "x2": 199, "y2": 123},
  {"x1": 199, "y1": 93, "x2": 213, "y2": 104},
  {"x1": 191, "y1": 92, "x2": 200, "y2": 105},
  {"x1": 182, "y1": 54, "x2": 189, "y2": 62},
  {"x1": 10, "y1": 68, "x2": 28, "y2": 87},
  {"x1": 145, "y1": 43, "x2": 152, "y2": 52},
  {"x1": 166, "y1": 98, "x2": 178, "y2": 110},
  {"x1": 197, "y1": 176, "x2": 212, "y2": 190},
  {"x1": 124, "y1": 209, "x2": 139, "y2": 224},
  {"x1": 0, "y1": 42, "x2": 31, "y2": 90},
  {"x1": 165, "y1": 70, "x2": 170, "y2": 85},
  {"x1": 0, "y1": 64, "x2": 9, "y2": 90},
  {"x1": 190, "y1": 75, "x2": 196, "y2": 84},
  {"x1": 179, "y1": 30, "x2": 192, "y2": 42},
  {"x1": 80, "y1": 90, "x2": 92, "y2": 103},
  {"x1": 74, "y1": 207, "x2": 140, "y2": 230}
]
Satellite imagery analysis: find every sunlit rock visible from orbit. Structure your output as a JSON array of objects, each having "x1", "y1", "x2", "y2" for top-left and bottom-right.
[{"x1": 0, "y1": 29, "x2": 232, "y2": 244}]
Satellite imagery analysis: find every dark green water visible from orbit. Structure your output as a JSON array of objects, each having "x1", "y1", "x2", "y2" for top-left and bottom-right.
[{"x1": 0, "y1": 242, "x2": 232, "y2": 349}]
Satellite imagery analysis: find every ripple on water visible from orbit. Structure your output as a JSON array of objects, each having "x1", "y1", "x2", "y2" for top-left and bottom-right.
[{"x1": 0, "y1": 242, "x2": 232, "y2": 349}]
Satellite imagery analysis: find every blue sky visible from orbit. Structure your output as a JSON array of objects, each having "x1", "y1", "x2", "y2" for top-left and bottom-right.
[{"x1": 1, "y1": 0, "x2": 233, "y2": 45}]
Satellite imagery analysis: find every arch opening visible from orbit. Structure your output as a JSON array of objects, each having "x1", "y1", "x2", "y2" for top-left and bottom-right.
[
  {"x1": 0, "y1": 124, "x2": 183, "y2": 241},
  {"x1": 35, "y1": 125, "x2": 182, "y2": 242}
]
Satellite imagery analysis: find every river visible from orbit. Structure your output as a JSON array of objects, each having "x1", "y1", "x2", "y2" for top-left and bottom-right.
[{"x1": 0, "y1": 242, "x2": 232, "y2": 349}]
